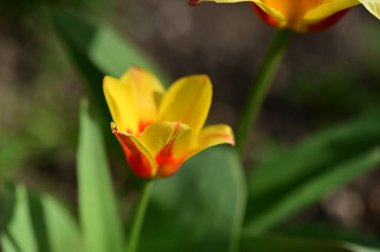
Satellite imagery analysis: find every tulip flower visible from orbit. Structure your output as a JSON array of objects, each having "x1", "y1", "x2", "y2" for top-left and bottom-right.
[
  {"x1": 189, "y1": 0, "x2": 380, "y2": 32},
  {"x1": 103, "y1": 67, "x2": 235, "y2": 179}
]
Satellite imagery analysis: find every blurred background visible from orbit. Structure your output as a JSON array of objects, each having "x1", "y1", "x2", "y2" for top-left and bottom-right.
[{"x1": 1, "y1": 0, "x2": 380, "y2": 240}]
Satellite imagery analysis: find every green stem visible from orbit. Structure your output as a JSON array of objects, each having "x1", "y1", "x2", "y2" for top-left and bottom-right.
[
  {"x1": 236, "y1": 29, "x2": 292, "y2": 155},
  {"x1": 128, "y1": 181, "x2": 154, "y2": 252}
]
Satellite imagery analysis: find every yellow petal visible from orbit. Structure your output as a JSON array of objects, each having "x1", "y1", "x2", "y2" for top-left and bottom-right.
[
  {"x1": 254, "y1": 2, "x2": 287, "y2": 27},
  {"x1": 254, "y1": 0, "x2": 356, "y2": 30},
  {"x1": 120, "y1": 67, "x2": 165, "y2": 132},
  {"x1": 359, "y1": 0, "x2": 380, "y2": 19},
  {"x1": 103, "y1": 76, "x2": 138, "y2": 133},
  {"x1": 192, "y1": 124, "x2": 235, "y2": 156},
  {"x1": 140, "y1": 121, "x2": 198, "y2": 177},
  {"x1": 305, "y1": 0, "x2": 359, "y2": 22},
  {"x1": 112, "y1": 123, "x2": 157, "y2": 178},
  {"x1": 140, "y1": 121, "x2": 198, "y2": 157},
  {"x1": 158, "y1": 75, "x2": 212, "y2": 134}
]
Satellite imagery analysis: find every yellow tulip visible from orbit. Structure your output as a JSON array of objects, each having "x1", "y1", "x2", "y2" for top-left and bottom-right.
[
  {"x1": 190, "y1": 0, "x2": 380, "y2": 32},
  {"x1": 103, "y1": 67, "x2": 235, "y2": 178}
]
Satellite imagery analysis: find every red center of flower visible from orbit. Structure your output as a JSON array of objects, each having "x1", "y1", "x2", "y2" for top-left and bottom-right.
[
  {"x1": 138, "y1": 120, "x2": 152, "y2": 133},
  {"x1": 155, "y1": 122, "x2": 186, "y2": 178}
]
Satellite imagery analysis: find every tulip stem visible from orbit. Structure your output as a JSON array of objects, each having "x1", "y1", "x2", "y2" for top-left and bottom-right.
[
  {"x1": 128, "y1": 180, "x2": 154, "y2": 252},
  {"x1": 236, "y1": 29, "x2": 292, "y2": 156}
]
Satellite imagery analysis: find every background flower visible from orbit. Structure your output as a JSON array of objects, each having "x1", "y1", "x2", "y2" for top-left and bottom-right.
[{"x1": 191, "y1": 0, "x2": 380, "y2": 32}]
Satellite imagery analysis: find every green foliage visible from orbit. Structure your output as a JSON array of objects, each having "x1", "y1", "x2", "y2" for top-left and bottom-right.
[
  {"x1": 77, "y1": 100, "x2": 124, "y2": 252},
  {"x1": 245, "y1": 109, "x2": 380, "y2": 234},
  {"x1": 46, "y1": 6, "x2": 380, "y2": 252},
  {"x1": 1, "y1": 183, "x2": 83, "y2": 252},
  {"x1": 52, "y1": 9, "x2": 248, "y2": 252},
  {"x1": 286, "y1": 68, "x2": 380, "y2": 124},
  {"x1": 51, "y1": 7, "x2": 168, "y2": 80},
  {"x1": 0, "y1": 101, "x2": 78, "y2": 179},
  {"x1": 51, "y1": 8, "x2": 169, "y2": 120},
  {"x1": 140, "y1": 146, "x2": 246, "y2": 252},
  {"x1": 240, "y1": 234, "x2": 380, "y2": 252},
  {"x1": 284, "y1": 223, "x2": 380, "y2": 249}
]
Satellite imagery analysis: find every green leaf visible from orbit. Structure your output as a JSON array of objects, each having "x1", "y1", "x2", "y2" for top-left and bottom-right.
[
  {"x1": 245, "y1": 149, "x2": 380, "y2": 235},
  {"x1": 51, "y1": 8, "x2": 170, "y2": 174},
  {"x1": 1, "y1": 183, "x2": 36, "y2": 252},
  {"x1": 245, "y1": 110, "x2": 380, "y2": 234},
  {"x1": 1, "y1": 183, "x2": 83, "y2": 252},
  {"x1": 283, "y1": 223, "x2": 380, "y2": 249},
  {"x1": 77, "y1": 100, "x2": 124, "y2": 252},
  {"x1": 51, "y1": 8, "x2": 169, "y2": 117},
  {"x1": 52, "y1": 8, "x2": 168, "y2": 80},
  {"x1": 139, "y1": 146, "x2": 246, "y2": 252},
  {"x1": 240, "y1": 234, "x2": 380, "y2": 252},
  {"x1": 345, "y1": 244, "x2": 380, "y2": 252}
]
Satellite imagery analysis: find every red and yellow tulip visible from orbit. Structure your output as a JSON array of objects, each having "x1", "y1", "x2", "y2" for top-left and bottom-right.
[
  {"x1": 190, "y1": 0, "x2": 380, "y2": 32},
  {"x1": 103, "y1": 67, "x2": 235, "y2": 179}
]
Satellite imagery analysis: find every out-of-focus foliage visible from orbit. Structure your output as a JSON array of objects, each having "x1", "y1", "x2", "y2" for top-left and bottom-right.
[
  {"x1": 49, "y1": 8, "x2": 380, "y2": 252},
  {"x1": 77, "y1": 101, "x2": 124, "y2": 252},
  {"x1": 0, "y1": 0, "x2": 115, "y2": 20},
  {"x1": 284, "y1": 223, "x2": 380, "y2": 249},
  {"x1": 51, "y1": 8, "x2": 170, "y2": 120},
  {"x1": 53, "y1": 11, "x2": 247, "y2": 252},
  {"x1": 0, "y1": 0, "x2": 116, "y2": 179},
  {"x1": 0, "y1": 104, "x2": 77, "y2": 178},
  {"x1": 246, "y1": 109, "x2": 380, "y2": 234},
  {"x1": 140, "y1": 146, "x2": 246, "y2": 252},
  {"x1": 240, "y1": 234, "x2": 380, "y2": 252},
  {"x1": 1, "y1": 183, "x2": 83, "y2": 252}
]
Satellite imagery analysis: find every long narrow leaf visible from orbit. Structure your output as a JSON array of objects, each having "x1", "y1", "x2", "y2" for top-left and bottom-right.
[
  {"x1": 77, "y1": 100, "x2": 124, "y2": 252},
  {"x1": 1, "y1": 183, "x2": 83, "y2": 252},
  {"x1": 51, "y1": 8, "x2": 169, "y2": 118},
  {"x1": 246, "y1": 109, "x2": 380, "y2": 232},
  {"x1": 245, "y1": 148, "x2": 380, "y2": 235},
  {"x1": 249, "y1": 110, "x2": 380, "y2": 200},
  {"x1": 1, "y1": 184, "x2": 37, "y2": 252}
]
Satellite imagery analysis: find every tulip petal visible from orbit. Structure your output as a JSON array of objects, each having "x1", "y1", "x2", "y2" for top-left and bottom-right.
[
  {"x1": 103, "y1": 76, "x2": 138, "y2": 133},
  {"x1": 256, "y1": 0, "x2": 355, "y2": 31},
  {"x1": 120, "y1": 67, "x2": 165, "y2": 132},
  {"x1": 112, "y1": 123, "x2": 156, "y2": 178},
  {"x1": 192, "y1": 124, "x2": 235, "y2": 157},
  {"x1": 359, "y1": 0, "x2": 380, "y2": 19},
  {"x1": 305, "y1": 0, "x2": 359, "y2": 22},
  {"x1": 253, "y1": 2, "x2": 286, "y2": 27},
  {"x1": 140, "y1": 121, "x2": 198, "y2": 177},
  {"x1": 158, "y1": 75, "x2": 212, "y2": 134}
]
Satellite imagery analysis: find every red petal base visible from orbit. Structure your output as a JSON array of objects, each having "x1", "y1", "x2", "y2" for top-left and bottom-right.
[
  {"x1": 251, "y1": 3, "x2": 350, "y2": 33},
  {"x1": 307, "y1": 9, "x2": 349, "y2": 32},
  {"x1": 251, "y1": 3, "x2": 280, "y2": 28}
]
